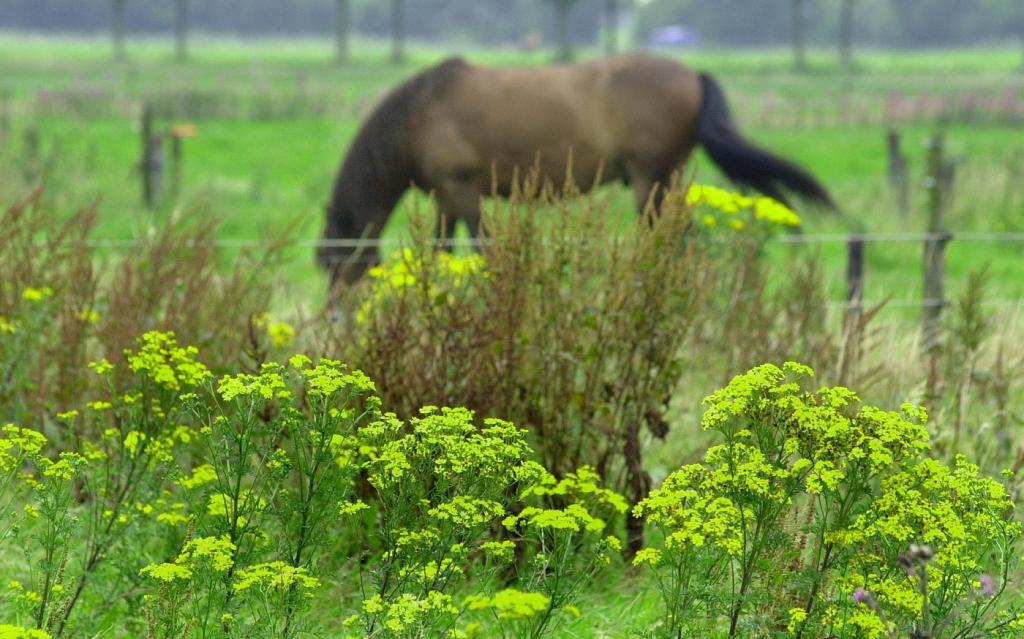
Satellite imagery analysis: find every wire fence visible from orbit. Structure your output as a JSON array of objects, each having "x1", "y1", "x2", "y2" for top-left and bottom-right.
[
  {"x1": 773, "y1": 231, "x2": 1024, "y2": 244},
  {"x1": 828, "y1": 298, "x2": 1024, "y2": 310},
  {"x1": 67, "y1": 230, "x2": 1024, "y2": 312},
  {"x1": 69, "y1": 230, "x2": 1024, "y2": 250}
]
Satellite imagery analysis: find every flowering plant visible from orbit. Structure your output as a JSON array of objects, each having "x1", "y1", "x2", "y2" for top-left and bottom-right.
[{"x1": 636, "y1": 362, "x2": 1022, "y2": 639}]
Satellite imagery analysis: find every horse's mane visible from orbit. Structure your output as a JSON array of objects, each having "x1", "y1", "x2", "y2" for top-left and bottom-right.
[{"x1": 325, "y1": 57, "x2": 466, "y2": 237}]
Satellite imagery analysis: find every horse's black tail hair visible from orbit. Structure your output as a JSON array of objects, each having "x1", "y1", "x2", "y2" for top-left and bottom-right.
[{"x1": 696, "y1": 73, "x2": 836, "y2": 210}]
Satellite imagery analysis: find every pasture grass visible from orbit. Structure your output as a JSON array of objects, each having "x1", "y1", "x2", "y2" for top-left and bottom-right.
[
  {"x1": 4, "y1": 116, "x2": 1021, "y2": 319},
  {"x1": 1, "y1": 35, "x2": 1022, "y2": 342}
]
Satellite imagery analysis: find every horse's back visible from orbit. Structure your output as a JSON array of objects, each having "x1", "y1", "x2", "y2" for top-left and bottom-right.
[
  {"x1": 409, "y1": 53, "x2": 704, "y2": 194},
  {"x1": 597, "y1": 54, "x2": 703, "y2": 169}
]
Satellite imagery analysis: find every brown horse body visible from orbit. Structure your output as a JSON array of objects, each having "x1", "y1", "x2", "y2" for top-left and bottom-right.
[
  {"x1": 320, "y1": 53, "x2": 832, "y2": 281},
  {"x1": 411, "y1": 54, "x2": 704, "y2": 222}
]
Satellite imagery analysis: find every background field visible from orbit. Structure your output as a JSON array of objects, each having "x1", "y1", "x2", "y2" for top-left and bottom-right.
[{"x1": 2, "y1": 35, "x2": 1023, "y2": 318}]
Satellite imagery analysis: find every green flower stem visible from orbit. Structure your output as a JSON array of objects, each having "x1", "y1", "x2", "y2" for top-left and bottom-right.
[{"x1": 57, "y1": 421, "x2": 156, "y2": 637}]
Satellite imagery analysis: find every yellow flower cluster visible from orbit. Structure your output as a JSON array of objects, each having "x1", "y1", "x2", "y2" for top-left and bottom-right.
[
  {"x1": 75, "y1": 308, "x2": 100, "y2": 324},
  {"x1": 633, "y1": 464, "x2": 744, "y2": 558},
  {"x1": 504, "y1": 504, "x2": 605, "y2": 534},
  {"x1": 1, "y1": 425, "x2": 47, "y2": 472},
  {"x1": 826, "y1": 456, "x2": 1020, "y2": 631},
  {"x1": 126, "y1": 331, "x2": 211, "y2": 392},
  {"x1": 21, "y1": 286, "x2": 54, "y2": 302},
  {"x1": 154, "y1": 499, "x2": 189, "y2": 527},
  {"x1": 218, "y1": 365, "x2": 288, "y2": 402},
  {"x1": 357, "y1": 248, "x2": 486, "y2": 324},
  {"x1": 479, "y1": 540, "x2": 517, "y2": 562},
  {"x1": 787, "y1": 607, "x2": 808, "y2": 635},
  {"x1": 686, "y1": 183, "x2": 801, "y2": 230},
  {"x1": 701, "y1": 362, "x2": 929, "y2": 494},
  {"x1": 302, "y1": 358, "x2": 376, "y2": 399},
  {"x1": 428, "y1": 496, "x2": 505, "y2": 527},
  {"x1": 252, "y1": 314, "x2": 296, "y2": 347},
  {"x1": 178, "y1": 464, "x2": 217, "y2": 490},
  {"x1": 338, "y1": 499, "x2": 369, "y2": 516},
  {"x1": 463, "y1": 589, "x2": 550, "y2": 620},
  {"x1": 140, "y1": 562, "x2": 193, "y2": 583},
  {"x1": 365, "y1": 408, "x2": 534, "y2": 491},
  {"x1": 521, "y1": 465, "x2": 628, "y2": 516},
  {"x1": 359, "y1": 591, "x2": 458, "y2": 634},
  {"x1": 844, "y1": 609, "x2": 891, "y2": 639},
  {"x1": 0, "y1": 625, "x2": 51, "y2": 639},
  {"x1": 366, "y1": 248, "x2": 485, "y2": 290},
  {"x1": 38, "y1": 452, "x2": 86, "y2": 481},
  {"x1": 142, "y1": 539, "x2": 321, "y2": 598},
  {"x1": 179, "y1": 535, "x2": 236, "y2": 572},
  {"x1": 233, "y1": 562, "x2": 320, "y2": 593}
]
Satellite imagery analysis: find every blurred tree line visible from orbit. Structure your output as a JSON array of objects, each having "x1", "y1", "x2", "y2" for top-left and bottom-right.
[
  {"x1": 1, "y1": 0, "x2": 1021, "y2": 50},
  {"x1": 635, "y1": 0, "x2": 1023, "y2": 48},
  {"x1": 0, "y1": 0, "x2": 599, "y2": 45}
]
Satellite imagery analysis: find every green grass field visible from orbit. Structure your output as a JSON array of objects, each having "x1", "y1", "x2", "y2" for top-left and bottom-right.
[{"x1": 2, "y1": 35, "x2": 1023, "y2": 315}]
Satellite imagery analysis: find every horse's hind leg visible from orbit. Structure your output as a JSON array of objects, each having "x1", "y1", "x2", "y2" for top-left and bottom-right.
[
  {"x1": 436, "y1": 211, "x2": 459, "y2": 244},
  {"x1": 629, "y1": 168, "x2": 674, "y2": 218},
  {"x1": 436, "y1": 180, "x2": 484, "y2": 250},
  {"x1": 625, "y1": 140, "x2": 693, "y2": 216}
]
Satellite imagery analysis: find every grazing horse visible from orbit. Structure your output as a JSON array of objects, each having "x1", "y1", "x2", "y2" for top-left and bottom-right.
[{"x1": 318, "y1": 52, "x2": 833, "y2": 283}]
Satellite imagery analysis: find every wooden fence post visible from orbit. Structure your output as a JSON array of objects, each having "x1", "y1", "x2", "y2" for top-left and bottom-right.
[
  {"x1": 839, "y1": 235, "x2": 866, "y2": 384},
  {"x1": 922, "y1": 133, "x2": 953, "y2": 355},
  {"x1": 171, "y1": 134, "x2": 183, "y2": 198},
  {"x1": 846, "y1": 236, "x2": 865, "y2": 321},
  {"x1": 24, "y1": 127, "x2": 40, "y2": 162},
  {"x1": 140, "y1": 104, "x2": 163, "y2": 208},
  {"x1": 887, "y1": 129, "x2": 909, "y2": 220},
  {"x1": 168, "y1": 123, "x2": 197, "y2": 199},
  {"x1": 21, "y1": 127, "x2": 40, "y2": 182},
  {"x1": 0, "y1": 89, "x2": 10, "y2": 139}
]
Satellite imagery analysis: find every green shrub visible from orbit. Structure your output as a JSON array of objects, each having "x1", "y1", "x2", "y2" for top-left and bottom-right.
[
  {"x1": 635, "y1": 362, "x2": 1023, "y2": 638},
  {"x1": 0, "y1": 190, "x2": 281, "y2": 428},
  {"x1": 1, "y1": 329, "x2": 1020, "y2": 638},
  {"x1": 1, "y1": 331, "x2": 626, "y2": 638}
]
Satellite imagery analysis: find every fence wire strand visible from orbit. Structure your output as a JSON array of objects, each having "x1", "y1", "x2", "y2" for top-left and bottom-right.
[
  {"x1": 56, "y1": 231, "x2": 1024, "y2": 311},
  {"x1": 75, "y1": 230, "x2": 1024, "y2": 250}
]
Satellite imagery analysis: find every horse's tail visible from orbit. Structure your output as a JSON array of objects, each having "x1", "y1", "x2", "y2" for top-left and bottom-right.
[{"x1": 695, "y1": 73, "x2": 835, "y2": 209}]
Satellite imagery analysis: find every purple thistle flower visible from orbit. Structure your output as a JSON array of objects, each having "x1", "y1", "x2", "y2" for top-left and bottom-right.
[
  {"x1": 979, "y1": 575, "x2": 997, "y2": 597},
  {"x1": 853, "y1": 587, "x2": 870, "y2": 603}
]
